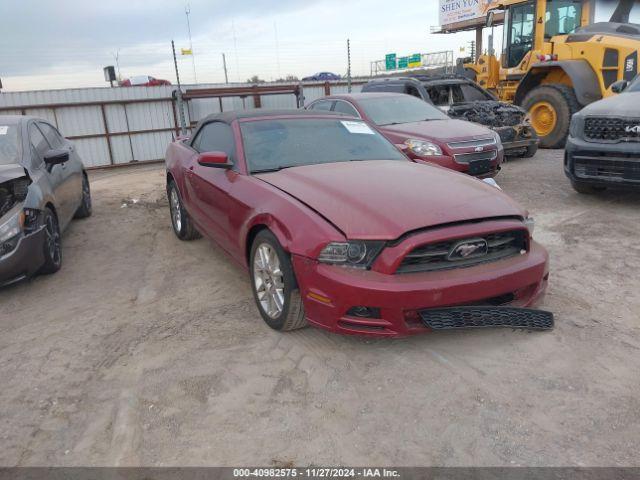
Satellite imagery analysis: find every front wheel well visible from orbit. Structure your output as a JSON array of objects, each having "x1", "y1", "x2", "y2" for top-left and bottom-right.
[
  {"x1": 246, "y1": 224, "x2": 269, "y2": 265},
  {"x1": 44, "y1": 202, "x2": 58, "y2": 219}
]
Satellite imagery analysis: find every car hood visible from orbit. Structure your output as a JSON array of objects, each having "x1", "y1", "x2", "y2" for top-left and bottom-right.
[
  {"x1": 379, "y1": 119, "x2": 494, "y2": 143},
  {"x1": 257, "y1": 160, "x2": 525, "y2": 240},
  {"x1": 580, "y1": 92, "x2": 640, "y2": 117},
  {"x1": 0, "y1": 163, "x2": 27, "y2": 184}
]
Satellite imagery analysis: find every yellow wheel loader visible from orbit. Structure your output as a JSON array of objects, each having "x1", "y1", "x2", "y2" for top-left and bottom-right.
[{"x1": 465, "y1": 0, "x2": 640, "y2": 148}]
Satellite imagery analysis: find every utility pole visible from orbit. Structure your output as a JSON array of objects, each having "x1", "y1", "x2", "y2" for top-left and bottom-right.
[
  {"x1": 185, "y1": 4, "x2": 197, "y2": 84},
  {"x1": 172, "y1": 40, "x2": 188, "y2": 136},
  {"x1": 113, "y1": 49, "x2": 121, "y2": 81},
  {"x1": 222, "y1": 53, "x2": 229, "y2": 84},
  {"x1": 347, "y1": 39, "x2": 352, "y2": 93},
  {"x1": 468, "y1": 40, "x2": 476, "y2": 60}
]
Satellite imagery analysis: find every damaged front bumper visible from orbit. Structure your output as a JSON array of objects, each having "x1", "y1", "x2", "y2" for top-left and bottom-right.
[
  {"x1": 496, "y1": 125, "x2": 538, "y2": 154},
  {"x1": 0, "y1": 209, "x2": 47, "y2": 287}
]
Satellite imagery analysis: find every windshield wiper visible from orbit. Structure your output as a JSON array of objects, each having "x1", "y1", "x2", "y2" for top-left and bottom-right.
[
  {"x1": 379, "y1": 121, "x2": 405, "y2": 126},
  {"x1": 252, "y1": 165, "x2": 297, "y2": 174}
]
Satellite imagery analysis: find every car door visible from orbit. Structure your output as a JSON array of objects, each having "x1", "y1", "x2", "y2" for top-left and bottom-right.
[
  {"x1": 28, "y1": 123, "x2": 73, "y2": 227},
  {"x1": 39, "y1": 122, "x2": 83, "y2": 220},
  {"x1": 185, "y1": 121, "x2": 237, "y2": 253}
]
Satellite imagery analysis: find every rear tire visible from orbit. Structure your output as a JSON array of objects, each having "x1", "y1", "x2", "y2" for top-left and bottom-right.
[
  {"x1": 521, "y1": 84, "x2": 580, "y2": 149},
  {"x1": 167, "y1": 180, "x2": 201, "y2": 241},
  {"x1": 250, "y1": 230, "x2": 307, "y2": 332},
  {"x1": 40, "y1": 208, "x2": 62, "y2": 275}
]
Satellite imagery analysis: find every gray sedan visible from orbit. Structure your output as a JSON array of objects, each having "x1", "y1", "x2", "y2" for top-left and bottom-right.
[{"x1": 0, "y1": 115, "x2": 92, "y2": 286}]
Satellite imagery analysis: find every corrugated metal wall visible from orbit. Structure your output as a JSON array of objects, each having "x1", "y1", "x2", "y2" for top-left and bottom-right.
[{"x1": 0, "y1": 81, "x2": 365, "y2": 168}]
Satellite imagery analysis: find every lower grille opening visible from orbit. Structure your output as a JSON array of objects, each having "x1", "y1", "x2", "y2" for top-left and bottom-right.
[
  {"x1": 574, "y1": 153, "x2": 640, "y2": 183},
  {"x1": 419, "y1": 306, "x2": 554, "y2": 331}
]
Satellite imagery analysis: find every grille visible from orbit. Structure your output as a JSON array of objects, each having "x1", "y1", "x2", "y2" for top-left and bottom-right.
[
  {"x1": 584, "y1": 117, "x2": 640, "y2": 142},
  {"x1": 447, "y1": 137, "x2": 496, "y2": 149},
  {"x1": 396, "y1": 230, "x2": 526, "y2": 274},
  {"x1": 419, "y1": 306, "x2": 554, "y2": 331},
  {"x1": 454, "y1": 150, "x2": 498, "y2": 164},
  {"x1": 574, "y1": 153, "x2": 640, "y2": 183}
]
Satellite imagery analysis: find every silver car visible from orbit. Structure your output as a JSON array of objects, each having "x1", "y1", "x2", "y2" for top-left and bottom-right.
[{"x1": 0, "y1": 115, "x2": 92, "y2": 286}]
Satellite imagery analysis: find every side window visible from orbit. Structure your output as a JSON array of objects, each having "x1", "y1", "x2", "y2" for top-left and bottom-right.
[
  {"x1": 309, "y1": 100, "x2": 334, "y2": 111},
  {"x1": 405, "y1": 85, "x2": 422, "y2": 99},
  {"x1": 332, "y1": 101, "x2": 360, "y2": 117},
  {"x1": 38, "y1": 122, "x2": 64, "y2": 148},
  {"x1": 457, "y1": 84, "x2": 492, "y2": 102},
  {"x1": 191, "y1": 122, "x2": 236, "y2": 161},
  {"x1": 426, "y1": 86, "x2": 451, "y2": 106},
  {"x1": 29, "y1": 123, "x2": 51, "y2": 159}
]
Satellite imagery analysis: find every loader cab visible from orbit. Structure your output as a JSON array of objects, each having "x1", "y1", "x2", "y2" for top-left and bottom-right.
[{"x1": 501, "y1": 0, "x2": 584, "y2": 69}]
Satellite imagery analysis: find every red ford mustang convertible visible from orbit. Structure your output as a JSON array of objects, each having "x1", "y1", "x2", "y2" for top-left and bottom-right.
[{"x1": 165, "y1": 110, "x2": 552, "y2": 337}]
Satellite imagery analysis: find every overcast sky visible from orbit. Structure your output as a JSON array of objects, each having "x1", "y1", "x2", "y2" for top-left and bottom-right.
[{"x1": 1, "y1": 0, "x2": 638, "y2": 92}]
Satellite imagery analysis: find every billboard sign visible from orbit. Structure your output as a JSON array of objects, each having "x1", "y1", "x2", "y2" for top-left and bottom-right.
[{"x1": 439, "y1": 0, "x2": 498, "y2": 26}]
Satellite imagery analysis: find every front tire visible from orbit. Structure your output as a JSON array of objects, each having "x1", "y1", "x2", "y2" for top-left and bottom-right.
[
  {"x1": 40, "y1": 208, "x2": 62, "y2": 275},
  {"x1": 74, "y1": 174, "x2": 92, "y2": 219},
  {"x1": 167, "y1": 180, "x2": 201, "y2": 241},
  {"x1": 571, "y1": 180, "x2": 605, "y2": 194},
  {"x1": 522, "y1": 142, "x2": 539, "y2": 158},
  {"x1": 250, "y1": 230, "x2": 307, "y2": 332},
  {"x1": 521, "y1": 84, "x2": 580, "y2": 149}
]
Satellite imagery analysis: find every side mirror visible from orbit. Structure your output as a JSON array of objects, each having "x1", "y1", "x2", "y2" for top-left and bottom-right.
[
  {"x1": 395, "y1": 144, "x2": 410, "y2": 154},
  {"x1": 486, "y1": 11, "x2": 495, "y2": 28},
  {"x1": 44, "y1": 148, "x2": 69, "y2": 166},
  {"x1": 611, "y1": 80, "x2": 628, "y2": 94},
  {"x1": 198, "y1": 151, "x2": 232, "y2": 169}
]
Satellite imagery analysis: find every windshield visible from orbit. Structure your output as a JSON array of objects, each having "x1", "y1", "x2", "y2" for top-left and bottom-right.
[
  {"x1": 0, "y1": 124, "x2": 21, "y2": 166},
  {"x1": 627, "y1": 75, "x2": 640, "y2": 92},
  {"x1": 357, "y1": 95, "x2": 449, "y2": 126},
  {"x1": 240, "y1": 118, "x2": 406, "y2": 173}
]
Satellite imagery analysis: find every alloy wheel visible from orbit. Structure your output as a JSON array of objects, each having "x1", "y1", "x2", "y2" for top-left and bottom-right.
[
  {"x1": 82, "y1": 177, "x2": 92, "y2": 211},
  {"x1": 170, "y1": 187, "x2": 182, "y2": 232},
  {"x1": 45, "y1": 215, "x2": 61, "y2": 266},
  {"x1": 253, "y1": 243, "x2": 285, "y2": 318}
]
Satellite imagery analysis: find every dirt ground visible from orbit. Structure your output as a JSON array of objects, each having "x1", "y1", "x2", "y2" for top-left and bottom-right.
[{"x1": 1, "y1": 150, "x2": 639, "y2": 467}]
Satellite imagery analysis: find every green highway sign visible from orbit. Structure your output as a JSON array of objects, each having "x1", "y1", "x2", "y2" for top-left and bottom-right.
[
  {"x1": 383, "y1": 52, "x2": 423, "y2": 71},
  {"x1": 385, "y1": 53, "x2": 397, "y2": 71}
]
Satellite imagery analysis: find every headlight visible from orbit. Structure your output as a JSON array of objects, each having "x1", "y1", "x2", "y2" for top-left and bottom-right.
[
  {"x1": 318, "y1": 241, "x2": 385, "y2": 269},
  {"x1": 404, "y1": 139, "x2": 442, "y2": 156},
  {"x1": 569, "y1": 115, "x2": 584, "y2": 139},
  {"x1": 524, "y1": 217, "x2": 535, "y2": 237},
  {"x1": 0, "y1": 205, "x2": 25, "y2": 243}
]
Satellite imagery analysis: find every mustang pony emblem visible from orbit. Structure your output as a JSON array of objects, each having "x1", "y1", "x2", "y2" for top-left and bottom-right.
[{"x1": 448, "y1": 239, "x2": 489, "y2": 260}]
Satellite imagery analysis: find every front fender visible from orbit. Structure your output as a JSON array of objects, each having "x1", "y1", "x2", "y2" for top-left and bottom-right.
[{"x1": 514, "y1": 60, "x2": 602, "y2": 106}]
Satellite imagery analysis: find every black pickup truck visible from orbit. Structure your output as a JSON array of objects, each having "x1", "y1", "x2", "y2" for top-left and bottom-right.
[
  {"x1": 362, "y1": 75, "x2": 539, "y2": 158},
  {"x1": 565, "y1": 75, "x2": 640, "y2": 193}
]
